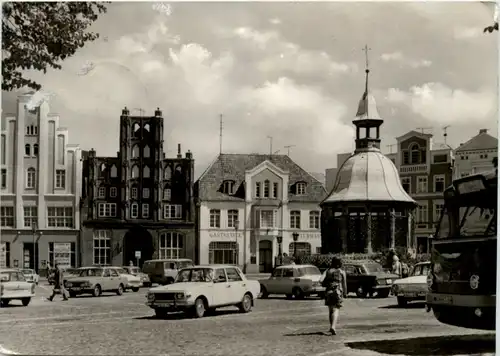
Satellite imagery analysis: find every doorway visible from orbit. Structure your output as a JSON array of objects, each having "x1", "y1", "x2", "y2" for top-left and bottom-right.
[
  {"x1": 23, "y1": 242, "x2": 39, "y2": 272},
  {"x1": 123, "y1": 228, "x2": 154, "y2": 268},
  {"x1": 259, "y1": 240, "x2": 272, "y2": 273}
]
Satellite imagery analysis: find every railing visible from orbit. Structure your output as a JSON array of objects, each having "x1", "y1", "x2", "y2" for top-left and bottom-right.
[{"x1": 400, "y1": 164, "x2": 427, "y2": 174}]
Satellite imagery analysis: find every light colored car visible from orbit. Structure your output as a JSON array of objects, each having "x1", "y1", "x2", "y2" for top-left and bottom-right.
[
  {"x1": 20, "y1": 269, "x2": 39, "y2": 284},
  {"x1": 392, "y1": 261, "x2": 431, "y2": 307},
  {"x1": 259, "y1": 264, "x2": 325, "y2": 299},
  {"x1": 64, "y1": 267, "x2": 129, "y2": 298},
  {"x1": 123, "y1": 266, "x2": 151, "y2": 287},
  {"x1": 146, "y1": 265, "x2": 261, "y2": 318},
  {"x1": 109, "y1": 267, "x2": 142, "y2": 292},
  {"x1": 0, "y1": 268, "x2": 36, "y2": 307}
]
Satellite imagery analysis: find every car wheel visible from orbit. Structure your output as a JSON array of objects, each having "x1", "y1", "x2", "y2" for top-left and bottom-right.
[
  {"x1": 69, "y1": 292, "x2": 77, "y2": 298},
  {"x1": 377, "y1": 290, "x2": 390, "y2": 298},
  {"x1": 260, "y1": 285, "x2": 269, "y2": 299},
  {"x1": 21, "y1": 298, "x2": 31, "y2": 306},
  {"x1": 318, "y1": 292, "x2": 325, "y2": 299},
  {"x1": 116, "y1": 284, "x2": 124, "y2": 296},
  {"x1": 93, "y1": 284, "x2": 102, "y2": 297},
  {"x1": 397, "y1": 296, "x2": 407, "y2": 307},
  {"x1": 285, "y1": 294, "x2": 293, "y2": 299},
  {"x1": 155, "y1": 308, "x2": 169, "y2": 319},
  {"x1": 356, "y1": 286, "x2": 368, "y2": 298},
  {"x1": 238, "y1": 293, "x2": 253, "y2": 313},
  {"x1": 192, "y1": 297, "x2": 206, "y2": 318},
  {"x1": 292, "y1": 287, "x2": 304, "y2": 299},
  {"x1": 1, "y1": 299, "x2": 10, "y2": 307},
  {"x1": 132, "y1": 287, "x2": 139, "y2": 292}
]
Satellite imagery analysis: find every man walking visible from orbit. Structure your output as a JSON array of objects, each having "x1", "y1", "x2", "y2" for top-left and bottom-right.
[{"x1": 47, "y1": 263, "x2": 68, "y2": 301}]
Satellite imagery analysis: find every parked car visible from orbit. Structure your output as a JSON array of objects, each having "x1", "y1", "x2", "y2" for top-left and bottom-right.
[
  {"x1": 64, "y1": 267, "x2": 128, "y2": 297},
  {"x1": 0, "y1": 268, "x2": 36, "y2": 307},
  {"x1": 392, "y1": 261, "x2": 431, "y2": 307},
  {"x1": 20, "y1": 269, "x2": 39, "y2": 284},
  {"x1": 48, "y1": 267, "x2": 80, "y2": 285},
  {"x1": 259, "y1": 264, "x2": 325, "y2": 299},
  {"x1": 320, "y1": 260, "x2": 399, "y2": 298},
  {"x1": 123, "y1": 266, "x2": 151, "y2": 287},
  {"x1": 143, "y1": 259, "x2": 194, "y2": 285},
  {"x1": 109, "y1": 267, "x2": 142, "y2": 292},
  {"x1": 146, "y1": 265, "x2": 260, "y2": 319}
]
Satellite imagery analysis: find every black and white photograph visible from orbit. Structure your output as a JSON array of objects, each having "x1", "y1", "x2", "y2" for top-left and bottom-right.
[{"x1": 0, "y1": 1, "x2": 498, "y2": 355}]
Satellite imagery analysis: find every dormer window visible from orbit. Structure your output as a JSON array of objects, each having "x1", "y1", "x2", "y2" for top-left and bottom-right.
[
  {"x1": 222, "y1": 180, "x2": 235, "y2": 195},
  {"x1": 263, "y1": 180, "x2": 270, "y2": 198},
  {"x1": 296, "y1": 182, "x2": 306, "y2": 195}
]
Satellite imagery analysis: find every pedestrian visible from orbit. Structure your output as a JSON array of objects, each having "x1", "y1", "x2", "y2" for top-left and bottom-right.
[
  {"x1": 47, "y1": 263, "x2": 68, "y2": 301},
  {"x1": 392, "y1": 255, "x2": 402, "y2": 278},
  {"x1": 321, "y1": 256, "x2": 347, "y2": 335},
  {"x1": 46, "y1": 262, "x2": 51, "y2": 279},
  {"x1": 129, "y1": 260, "x2": 134, "y2": 267}
]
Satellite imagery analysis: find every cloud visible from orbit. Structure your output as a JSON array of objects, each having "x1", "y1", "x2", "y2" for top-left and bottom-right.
[
  {"x1": 385, "y1": 83, "x2": 496, "y2": 124},
  {"x1": 380, "y1": 51, "x2": 432, "y2": 68},
  {"x1": 269, "y1": 18, "x2": 282, "y2": 25}
]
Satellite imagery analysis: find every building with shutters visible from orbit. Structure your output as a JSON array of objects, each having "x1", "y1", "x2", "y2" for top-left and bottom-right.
[
  {"x1": 0, "y1": 93, "x2": 82, "y2": 273},
  {"x1": 194, "y1": 154, "x2": 327, "y2": 273},
  {"x1": 80, "y1": 107, "x2": 195, "y2": 267},
  {"x1": 454, "y1": 129, "x2": 497, "y2": 179}
]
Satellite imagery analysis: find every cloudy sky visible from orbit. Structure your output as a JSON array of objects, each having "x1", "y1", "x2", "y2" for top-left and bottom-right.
[{"x1": 2, "y1": 1, "x2": 498, "y2": 178}]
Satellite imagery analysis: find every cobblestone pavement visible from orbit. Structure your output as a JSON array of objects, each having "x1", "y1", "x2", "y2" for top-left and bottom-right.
[{"x1": 0, "y1": 283, "x2": 494, "y2": 356}]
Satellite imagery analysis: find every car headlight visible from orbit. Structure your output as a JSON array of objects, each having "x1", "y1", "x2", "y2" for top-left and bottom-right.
[
  {"x1": 66, "y1": 282, "x2": 73, "y2": 287},
  {"x1": 175, "y1": 293, "x2": 185, "y2": 299},
  {"x1": 426, "y1": 274, "x2": 433, "y2": 289},
  {"x1": 147, "y1": 293, "x2": 155, "y2": 302},
  {"x1": 470, "y1": 275, "x2": 480, "y2": 290},
  {"x1": 31, "y1": 283, "x2": 35, "y2": 293}
]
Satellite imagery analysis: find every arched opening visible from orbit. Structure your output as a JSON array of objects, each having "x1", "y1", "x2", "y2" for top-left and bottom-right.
[
  {"x1": 259, "y1": 240, "x2": 272, "y2": 273},
  {"x1": 123, "y1": 228, "x2": 154, "y2": 268}
]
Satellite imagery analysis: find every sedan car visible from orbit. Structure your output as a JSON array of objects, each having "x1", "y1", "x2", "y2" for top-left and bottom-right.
[
  {"x1": 146, "y1": 265, "x2": 261, "y2": 319},
  {"x1": 392, "y1": 261, "x2": 431, "y2": 306},
  {"x1": 109, "y1": 267, "x2": 142, "y2": 292},
  {"x1": 64, "y1": 267, "x2": 129, "y2": 297},
  {"x1": 0, "y1": 269, "x2": 36, "y2": 307},
  {"x1": 123, "y1": 266, "x2": 151, "y2": 287},
  {"x1": 20, "y1": 269, "x2": 39, "y2": 284},
  {"x1": 259, "y1": 264, "x2": 325, "y2": 299}
]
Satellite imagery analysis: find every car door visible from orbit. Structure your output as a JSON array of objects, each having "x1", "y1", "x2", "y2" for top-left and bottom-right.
[
  {"x1": 109, "y1": 269, "x2": 120, "y2": 289},
  {"x1": 102, "y1": 268, "x2": 112, "y2": 291},
  {"x1": 278, "y1": 268, "x2": 295, "y2": 294},
  {"x1": 266, "y1": 268, "x2": 282, "y2": 294},
  {"x1": 212, "y1": 268, "x2": 230, "y2": 306},
  {"x1": 344, "y1": 264, "x2": 358, "y2": 293},
  {"x1": 225, "y1": 267, "x2": 245, "y2": 304}
]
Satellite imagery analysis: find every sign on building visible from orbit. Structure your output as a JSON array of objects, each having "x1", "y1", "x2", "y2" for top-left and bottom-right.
[
  {"x1": 54, "y1": 243, "x2": 71, "y2": 268},
  {"x1": 0, "y1": 243, "x2": 6, "y2": 268}
]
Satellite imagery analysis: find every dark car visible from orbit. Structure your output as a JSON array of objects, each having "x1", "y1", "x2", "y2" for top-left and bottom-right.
[
  {"x1": 322, "y1": 261, "x2": 399, "y2": 298},
  {"x1": 48, "y1": 267, "x2": 80, "y2": 285}
]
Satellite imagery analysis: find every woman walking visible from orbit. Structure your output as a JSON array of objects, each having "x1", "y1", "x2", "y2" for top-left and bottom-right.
[{"x1": 321, "y1": 257, "x2": 347, "y2": 335}]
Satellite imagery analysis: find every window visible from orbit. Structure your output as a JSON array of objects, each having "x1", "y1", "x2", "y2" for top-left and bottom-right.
[
  {"x1": 290, "y1": 211, "x2": 301, "y2": 229},
  {"x1": 144, "y1": 123, "x2": 150, "y2": 132},
  {"x1": 131, "y1": 165, "x2": 139, "y2": 178},
  {"x1": 410, "y1": 144, "x2": 420, "y2": 164},
  {"x1": 402, "y1": 151, "x2": 410, "y2": 165},
  {"x1": 416, "y1": 176, "x2": 427, "y2": 194},
  {"x1": 142, "y1": 188, "x2": 150, "y2": 199},
  {"x1": 209, "y1": 209, "x2": 221, "y2": 228},
  {"x1": 23, "y1": 207, "x2": 37, "y2": 227},
  {"x1": 296, "y1": 182, "x2": 306, "y2": 195},
  {"x1": 434, "y1": 154, "x2": 447, "y2": 163},
  {"x1": 132, "y1": 145, "x2": 140, "y2": 158},
  {"x1": 55, "y1": 170, "x2": 66, "y2": 189},
  {"x1": 164, "y1": 166, "x2": 172, "y2": 180},
  {"x1": 98, "y1": 186, "x2": 106, "y2": 198},
  {"x1": 131, "y1": 187, "x2": 138, "y2": 199},
  {"x1": 93, "y1": 230, "x2": 111, "y2": 266},
  {"x1": 209, "y1": 242, "x2": 238, "y2": 264},
  {"x1": 33, "y1": 144, "x2": 38, "y2": 156},
  {"x1": 416, "y1": 203, "x2": 428, "y2": 223},
  {"x1": 25, "y1": 144, "x2": 30, "y2": 156},
  {"x1": 0, "y1": 242, "x2": 11, "y2": 268},
  {"x1": 255, "y1": 182, "x2": 261, "y2": 198},
  {"x1": 163, "y1": 204, "x2": 182, "y2": 219},
  {"x1": 1, "y1": 135, "x2": 5, "y2": 165},
  {"x1": 144, "y1": 145, "x2": 150, "y2": 158},
  {"x1": 1, "y1": 207, "x2": 14, "y2": 227},
  {"x1": 110, "y1": 187, "x2": 117, "y2": 198},
  {"x1": 47, "y1": 207, "x2": 74, "y2": 227},
  {"x1": 143, "y1": 166, "x2": 150, "y2": 178},
  {"x1": 263, "y1": 180, "x2": 270, "y2": 198},
  {"x1": 159, "y1": 232, "x2": 184, "y2": 259},
  {"x1": 98, "y1": 203, "x2": 117, "y2": 218},
  {"x1": 131, "y1": 203, "x2": 139, "y2": 218},
  {"x1": 1, "y1": 169, "x2": 6, "y2": 189},
  {"x1": 110, "y1": 165, "x2": 118, "y2": 178},
  {"x1": 434, "y1": 203, "x2": 444, "y2": 222},
  {"x1": 282, "y1": 268, "x2": 294, "y2": 277},
  {"x1": 49, "y1": 242, "x2": 76, "y2": 268},
  {"x1": 288, "y1": 242, "x2": 311, "y2": 256},
  {"x1": 401, "y1": 177, "x2": 411, "y2": 194},
  {"x1": 309, "y1": 211, "x2": 320, "y2": 229},
  {"x1": 272, "y1": 269, "x2": 282, "y2": 277},
  {"x1": 260, "y1": 210, "x2": 276, "y2": 228},
  {"x1": 434, "y1": 175, "x2": 445, "y2": 193},
  {"x1": 273, "y1": 182, "x2": 278, "y2": 198},
  {"x1": 26, "y1": 168, "x2": 36, "y2": 189},
  {"x1": 226, "y1": 268, "x2": 242, "y2": 281},
  {"x1": 163, "y1": 187, "x2": 171, "y2": 200},
  {"x1": 227, "y1": 209, "x2": 239, "y2": 228},
  {"x1": 222, "y1": 180, "x2": 235, "y2": 195},
  {"x1": 133, "y1": 123, "x2": 140, "y2": 137},
  {"x1": 142, "y1": 204, "x2": 149, "y2": 218}
]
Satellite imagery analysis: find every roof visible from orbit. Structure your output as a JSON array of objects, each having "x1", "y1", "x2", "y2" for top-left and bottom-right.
[
  {"x1": 196, "y1": 153, "x2": 327, "y2": 202},
  {"x1": 144, "y1": 258, "x2": 193, "y2": 262},
  {"x1": 0, "y1": 269, "x2": 18, "y2": 272},
  {"x1": 456, "y1": 131, "x2": 498, "y2": 152},
  {"x1": 275, "y1": 264, "x2": 317, "y2": 269},
  {"x1": 190, "y1": 264, "x2": 241, "y2": 269},
  {"x1": 322, "y1": 149, "x2": 416, "y2": 206}
]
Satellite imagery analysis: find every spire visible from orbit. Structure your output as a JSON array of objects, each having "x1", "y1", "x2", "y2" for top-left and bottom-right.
[{"x1": 355, "y1": 45, "x2": 382, "y2": 121}]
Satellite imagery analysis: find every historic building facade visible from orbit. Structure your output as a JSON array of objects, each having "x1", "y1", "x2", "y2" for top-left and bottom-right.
[
  {"x1": 0, "y1": 93, "x2": 82, "y2": 273},
  {"x1": 80, "y1": 107, "x2": 195, "y2": 267},
  {"x1": 195, "y1": 154, "x2": 327, "y2": 273},
  {"x1": 454, "y1": 128, "x2": 497, "y2": 179}
]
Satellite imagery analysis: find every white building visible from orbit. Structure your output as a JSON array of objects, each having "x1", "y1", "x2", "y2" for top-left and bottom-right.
[
  {"x1": 454, "y1": 129, "x2": 498, "y2": 179},
  {"x1": 0, "y1": 93, "x2": 82, "y2": 273},
  {"x1": 195, "y1": 154, "x2": 327, "y2": 273}
]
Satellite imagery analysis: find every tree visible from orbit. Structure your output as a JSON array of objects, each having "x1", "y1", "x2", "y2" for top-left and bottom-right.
[
  {"x1": 483, "y1": 1, "x2": 499, "y2": 33},
  {"x1": 2, "y1": 2, "x2": 108, "y2": 91}
]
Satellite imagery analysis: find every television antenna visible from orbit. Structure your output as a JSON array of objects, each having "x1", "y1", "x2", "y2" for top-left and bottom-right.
[
  {"x1": 443, "y1": 125, "x2": 451, "y2": 145},
  {"x1": 284, "y1": 145, "x2": 296, "y2": 156},
  {"x1": 416, "y1": 127, "x2": 432, "y2": 134},
  {"x1": 386, "y1": 144, "x2": 397, "y2": 154},
  {"x1": 267, "y1": 136, "x2": 273, "y2": 155}
]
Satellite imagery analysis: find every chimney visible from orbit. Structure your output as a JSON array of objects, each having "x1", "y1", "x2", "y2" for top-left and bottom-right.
[
  {"x1": 154, "y1": 107, "x2": 162, "y2": 117},
  {"x1": 177, "y1": 144, "x2": 182, "y2": 159},
  {"x1": 185, "y1": 150, "x2": 192, "y2": 160},
  {"x1": 479, "y1": 129, "x2": 488, "y2": 134},
  {"x1": 121, "y1": 107, "x2": 129, "y2": 116}
]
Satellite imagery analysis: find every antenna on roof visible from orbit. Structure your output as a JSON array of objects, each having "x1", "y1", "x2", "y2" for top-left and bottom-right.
[
  {"x1": 416, "y1": 127, "x2": 432, "y2": 134},
  {"x1": 267, "y1": 136, "x2": 273, "y2": 156},
  {"x1": 219, "y1": 114, "x2": 223, "y2": 155},
  {"x1": 443, "y1": 125, "x2": 451, "y2": 145},
  {"x1": 284, "y1": 145, "x2": 295, "y2": 156}
]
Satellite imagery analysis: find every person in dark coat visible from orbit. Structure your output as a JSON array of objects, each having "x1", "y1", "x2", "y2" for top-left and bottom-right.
[
  {"x1": 47, "y1": 263, "x2": 68, "y2": 301},
  {"x1": 321, "y1": 257, "x2": 347, "y2": 335}
]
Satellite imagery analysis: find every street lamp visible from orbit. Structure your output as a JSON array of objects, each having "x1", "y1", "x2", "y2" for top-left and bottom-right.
[
  {"x1": 31, "y1": 222, "x2": 37, "y2": 273},
  {"x1": 276, "y1": 235, "x2": 283, "y2": 266},
  {"x1": 292, "y1": 232, "x2": 299, "y2": 260},
  {"x1": 234, "y1": 220, "x2": 239, "y2": 266}
]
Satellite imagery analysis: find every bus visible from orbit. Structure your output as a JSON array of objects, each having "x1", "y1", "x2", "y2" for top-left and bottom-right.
[{"x1": 426, "y1": 170, "x2": 497, "y2": 330}]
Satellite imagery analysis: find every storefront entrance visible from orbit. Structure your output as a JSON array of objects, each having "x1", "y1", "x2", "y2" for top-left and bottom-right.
[
  {"x1": 123, "y1": 228, "x2": 154, "y2": 268},
  {"x1": 259, "y1": 240, "x2": 272, "y2": 273},
  {"x1": 23, "y1": 242, "x2": 39, "y2": 272}
]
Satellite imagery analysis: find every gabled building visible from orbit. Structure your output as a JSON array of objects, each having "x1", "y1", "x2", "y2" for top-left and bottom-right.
[
  {"x1": 454, "y1": 128, "x2": 497, "y2": 179},
  {"x1": 80, "y1": 107, "x2": 195, "y2": 267},
  {"x1": 194, "y1": 154, "x2": 327, "y2": 273}
]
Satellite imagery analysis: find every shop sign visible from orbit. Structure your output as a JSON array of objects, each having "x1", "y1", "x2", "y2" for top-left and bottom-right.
[
  {"x1": 54, "y1": 243, "x2": 71, "y2": 268},
  {"x1": 0, "y1": 243, "x2": 5, "y2": 268},
  {"x1": 298, "y1": 233, "x2": 321, "y2": 240},
  {"x1": 208, "y1": 231, "x2": 243, "y2": 239}
]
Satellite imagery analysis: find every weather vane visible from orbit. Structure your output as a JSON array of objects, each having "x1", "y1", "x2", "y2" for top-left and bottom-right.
[{"x1": 362, "y1": 44, "x2": 371, "y2": 71}]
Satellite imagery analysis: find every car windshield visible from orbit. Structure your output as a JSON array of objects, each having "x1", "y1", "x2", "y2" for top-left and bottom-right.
[
  {"x1": 364, "y1": 264, "x2": 384, "y2": 273},
  {"x1": 66, "y1": 269, "x2": 79, "y2": 274},
  {"x1": 412, "y1": 264, "x2": 431, "y2": 276},
  {"x1": 174, "y1": 268, "x2": 214, "y2": 283},
  {"x1": 79, "y1": 268, "x2": 102, "y2": 277},
  {"x1": 21, "y1": 269, "x2": 33, "y2": 275},
  {"x1": 0, "y1": 272, "x2": 25, "y2": 282},
  {"x1": 297, "y1": 267, "x2": 321, "y2": 276},
  {"x1": 114, "y1": 268, "x2": 127, "y2": 274}
]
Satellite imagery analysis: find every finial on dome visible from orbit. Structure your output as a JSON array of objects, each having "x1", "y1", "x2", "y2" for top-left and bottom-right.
[{"x1": 355, "y1": 44, "x2": 382, "y2": 121}]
